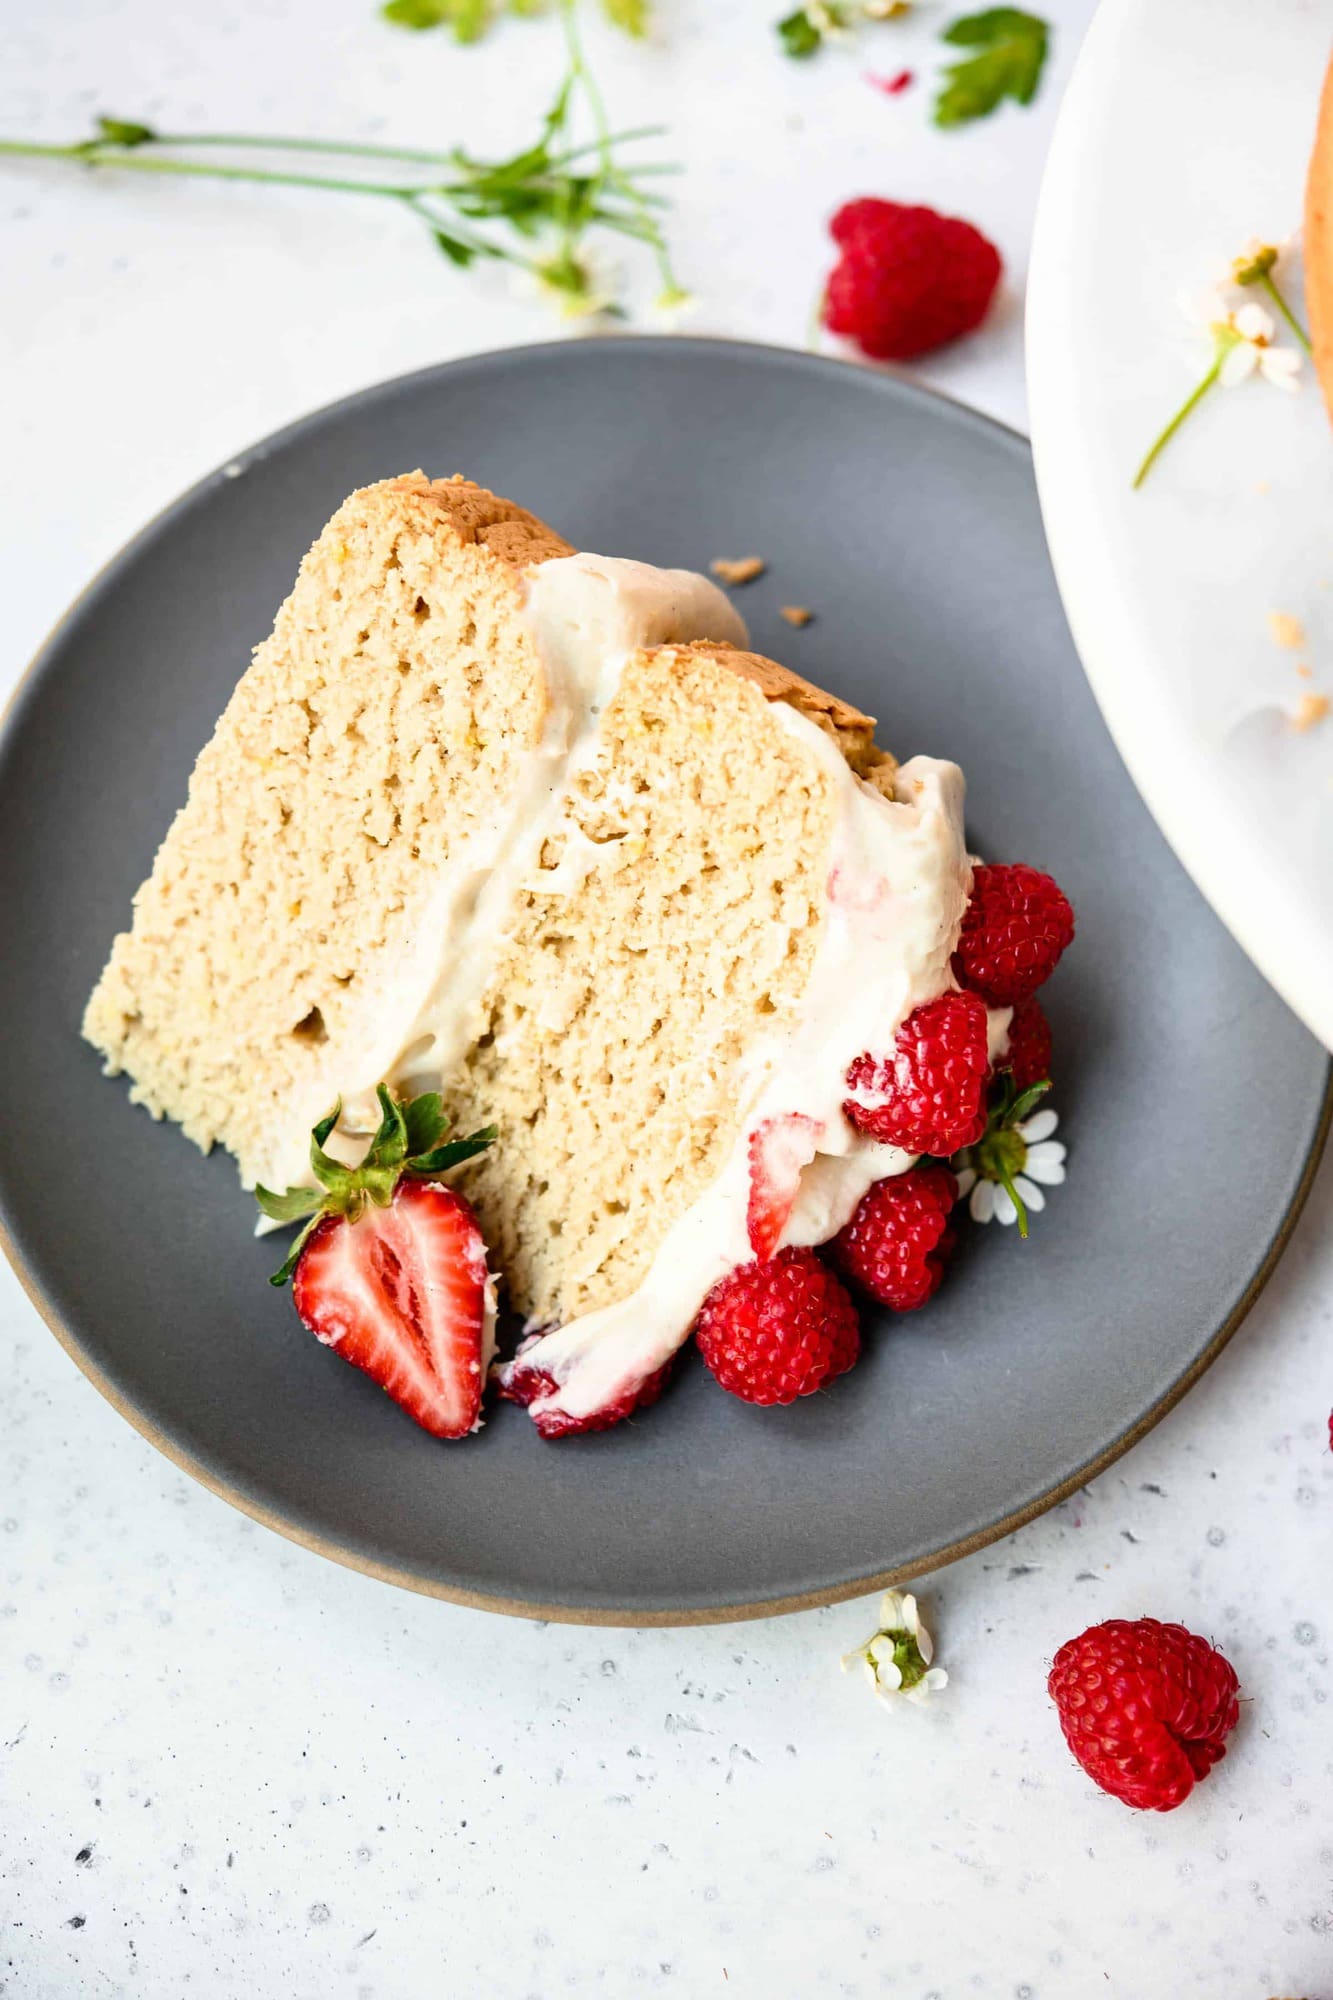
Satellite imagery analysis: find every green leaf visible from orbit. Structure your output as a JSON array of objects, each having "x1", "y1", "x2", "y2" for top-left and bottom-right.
[
  {"x1": 381, "y1": 0, "x2": 453, "y2": 24},
  {"x1": 268, "y1": 1213, "x2": 325, "y2": 1288},
  {"x1": 312, "y1": 1101, "x2": 342, "y2": 1150},
  {"x1": 1008, "y1": 1078, "x2": 1052, "y2": 1126},
  {"x1": 603, "y1": 0, "x2": 648, "y2": 35},
  {"x1": 364, "y1": 1083, "x2": 409, "y2": 1171},
  {"x1": 777, "y1": 7, "x2": 823, "y2": 56},
  {"x1": 432, "y1": 228, "x2": 478, "y2": 268},
  {"x1": 381, "y1": 0, "x2": 490, "y2": 33},
  {"x1": 408, "y1": 1126, "x2": 497, "y2": 1177},
  {"x1": 402, "y1": 1091, "x2": 449, "y2": 1156},
  {"x1": 449, "y1": 0, "x2": 493, "y2": 40},
  {"x1": 934, "y1": 7, "x2": 1049, "y2": 126},
  {"x1": 254, "y1": 1183, "x2": 326, "y2": 1225},
  {"x1": 96, "y1": 116, "x2": 157, "y2": 147},
  {"x1": 309, "y1": 1109, "x2": 358, "y2": 1202}
]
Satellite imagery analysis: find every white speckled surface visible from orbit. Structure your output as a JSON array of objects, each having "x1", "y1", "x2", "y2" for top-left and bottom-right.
[{"x1": 3, "y1": 4, "x2": 1332, "y2": 1995}]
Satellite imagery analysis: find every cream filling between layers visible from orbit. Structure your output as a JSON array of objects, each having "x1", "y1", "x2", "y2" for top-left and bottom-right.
[
  {"x1": 256, "y1": 553, "x2": 747, "y2": 1198},
  {"x1": 514, "y1": 736, "x2": 975, "y2": 1426}
]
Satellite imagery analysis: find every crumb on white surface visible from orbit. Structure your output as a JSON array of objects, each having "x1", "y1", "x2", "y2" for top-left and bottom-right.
[
  {"x1": 1267, "y1": 609, "x2": 1306, "y2": 650},
  {"x1": 710, "y1": 556, "x2": 766, "y2": 586},
  {"x1": 1291, "y1": 690, "x2": 1329, "y2": 731}
]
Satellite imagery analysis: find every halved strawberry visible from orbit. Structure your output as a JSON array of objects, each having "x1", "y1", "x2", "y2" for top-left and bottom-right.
[
  {"x1": 256, "y1": 1085, "x2": 496, "y2": 1439},
  {"x1": 293, "y1": 1181, "x2": 492, "y2": 1439},
  {"x1": 747, "y1": 1112, "x2": 823, "y2": 1259}
]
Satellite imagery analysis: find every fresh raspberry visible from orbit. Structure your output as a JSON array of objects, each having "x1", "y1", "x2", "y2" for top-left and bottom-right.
[
  {"x1": 824, "y1": 199, "x2": 1002, "y2": 362},
  {"x1": 953, "y1": 863, "x2": 1075, "y2": 1006},
  {"x1": 695, "y1": 1249, "x2": 860, "y2": 1407},
  {"x1": 1048, "y1": 1618, "x2": 1241, "y2": 1812},
  {"x1": 997, "y1": 993, "x2": 1052, "y2": 1093},
  {"x1": 499, "y1": 1352, "x2": 671, "y2": 1439},
  {"x1": 831, "y1": 1165, "x2": 958, "y2": 1311},
  {"x1": 844, "y1": 990, "x2": 990, "y2": 1155}
]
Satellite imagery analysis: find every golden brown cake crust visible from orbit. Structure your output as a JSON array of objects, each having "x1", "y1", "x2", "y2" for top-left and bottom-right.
[
  {"x1": 385, "y1": 471, "x2": 575, "y2": 568},
  {"x1": 1305, "y1": 55, "x2": 1333, "y2": 419}
]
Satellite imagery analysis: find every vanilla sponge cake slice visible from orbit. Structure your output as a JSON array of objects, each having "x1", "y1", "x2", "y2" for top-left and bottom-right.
[{"x1": 85, "y1": 473, "x2": 975, "y2": 1432}]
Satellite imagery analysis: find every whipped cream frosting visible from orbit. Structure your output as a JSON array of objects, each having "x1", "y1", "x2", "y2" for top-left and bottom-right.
[{"x1": 515, "y1": 732, "x2": 975, "y2": 1425}]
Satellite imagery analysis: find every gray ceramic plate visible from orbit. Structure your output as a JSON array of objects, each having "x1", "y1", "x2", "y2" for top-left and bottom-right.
[{"x1": 0, "y1": 339, "x2": 1327, "y2": 1625}]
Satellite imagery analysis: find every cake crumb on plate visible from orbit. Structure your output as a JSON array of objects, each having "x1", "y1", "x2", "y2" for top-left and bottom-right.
[
  {"x1": 710, "y1": 556, "x2": 766, "y2": 586},
  {"x1": 780, "y1": 605, "x2": 814, "y2": 628}
]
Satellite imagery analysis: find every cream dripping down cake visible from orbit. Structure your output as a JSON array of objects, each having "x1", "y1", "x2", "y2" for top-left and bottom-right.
[{"x1": 84, "y1": 474, "x2": 1074, "y2": 1441}]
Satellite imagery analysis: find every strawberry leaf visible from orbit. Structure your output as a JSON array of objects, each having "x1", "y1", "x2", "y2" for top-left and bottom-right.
[
  {"x1": 408, "y1": 1127, "x2": 498, "y2": 1176},
  {"x1": 312, "y1": 1102, "x2": 342, "y2": 1150},
  {"x1": 258, "y1": 1088, "x2": 495, "y2": 1283},
  {"x1": 269, "y1": 1213, "x2": 325, "y2": 1288},
  {"x1": 402, "y1": 1091, "x2": 449, "y2": 1157},
  {"x1": 364, "y1": 1083, "x2": 409, "y2": 1171},
  {"x1": 934, "y1": 7, "x2": 1049, "y2": 127},
  {"x1": 254, "y1": 1184, "x2": 325, "y2": 1225}
]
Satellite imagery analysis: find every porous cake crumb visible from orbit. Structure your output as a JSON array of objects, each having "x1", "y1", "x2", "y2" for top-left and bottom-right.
[{"x1": 710, "y1": 556, "x2": 767, "y2": 586}]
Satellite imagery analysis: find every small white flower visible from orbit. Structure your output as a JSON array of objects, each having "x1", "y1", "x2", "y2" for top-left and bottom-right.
[
  {"x1": 842, "y1": 1589, "x2": 948, "y2": 1706},
  {"x1": 1180, "y1": 292, "x2": 1302, "y2": 392},
  {"x1": 957, "y1": 1106, "x2": 1066, "y2": 1228}
]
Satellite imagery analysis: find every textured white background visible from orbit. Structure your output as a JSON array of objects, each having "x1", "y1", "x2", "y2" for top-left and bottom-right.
[{"x1": 2, "y1": 3, "x2": 1332, "y2": 1996}]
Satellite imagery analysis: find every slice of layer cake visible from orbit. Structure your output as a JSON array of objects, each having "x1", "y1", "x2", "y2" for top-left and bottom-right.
[{"x1": 85, "y1": 473, "x2": 982, "y2": 1435}]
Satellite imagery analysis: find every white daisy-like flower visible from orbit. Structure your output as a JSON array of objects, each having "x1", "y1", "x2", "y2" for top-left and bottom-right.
[
  {"x1": 1180, "y1": 292, "x2": 1302, "y2": 392},
  {"x1": 841, "y1": 1589, "x2": 949, "y2": 1706},
  {"x1": 955, "y1": 1103, "x2": 1066, "y2": 1229}
]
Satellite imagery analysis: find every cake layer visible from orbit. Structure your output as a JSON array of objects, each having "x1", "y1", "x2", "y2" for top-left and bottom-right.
[{"x1": 84, "y1": 475, "x2": 571, "y2": 1185}]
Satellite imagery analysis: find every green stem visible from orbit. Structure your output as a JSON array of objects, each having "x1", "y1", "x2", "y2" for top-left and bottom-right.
[
  {"x1": 558, "y1": 0, "x2": 679, "y2": 295},
  {"x1": 1132, "y1": 356, "x2": 1224, "y2": 490},
  {"x1": 0, "y1": 139, "x2": 418, "y2": 200},
  {"x1": 148, "y1": 130, "x2": 468, "y2": 165},
  {"x1": 995, "y1": 1159, "x2": 1029, "y2": 1239},
  {"x1": 403, "y1": 195, "x2": 529, "y2": 268},
  {"x1": 1259, "y1": 269, "x2": 1312, "y2": 354}
]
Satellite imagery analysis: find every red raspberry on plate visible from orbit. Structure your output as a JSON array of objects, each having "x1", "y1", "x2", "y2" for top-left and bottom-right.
[
  {"x1": 695, "y1": 1249, "x2": 860, "y2": 1407},
  {"x1": 1048, "y1": 1618, "x2": 1241, "y2": 1812},
  {"x1": 953, "y1": 863, "x2": 1075, "y2": 1006},
  {"x1": 499, "y1": 1353, "x2": 672, "y2": 1439},
  {"x1": 997, "y1": 993, "x2": 1052, "y2": 1093},
  {"x1": 824, "y1": 199, "x2": 1002, "y2": 362},
  {"x1": 844, "y1": 990, "x2": 990, "y2": 1155},
  {"x1": 831, "y1": 1164, "x2": 958, "y2": 1311}
]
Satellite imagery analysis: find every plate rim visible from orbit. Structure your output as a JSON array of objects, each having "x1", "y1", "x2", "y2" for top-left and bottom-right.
[{"x1": 2, "y1": 334, "x2": 1329, "y2": 1626}]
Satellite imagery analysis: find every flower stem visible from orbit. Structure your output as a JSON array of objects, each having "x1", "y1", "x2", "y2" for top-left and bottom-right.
[
  {"x1": 1132, "y1": 355, "x2": 1224, "y2": 490},
  {"x1": 0, "y1": 139, "x2": 420, "y2": 200},
  {"x1": 1259, "y1": 269, "x2": 1312, "y2": 354}
]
